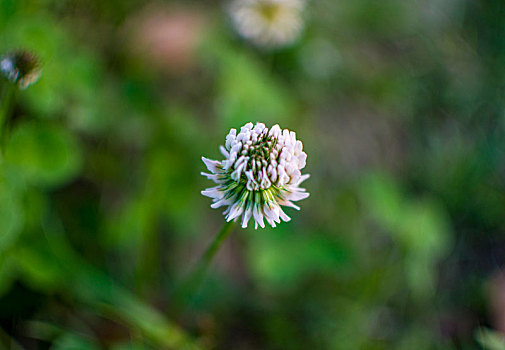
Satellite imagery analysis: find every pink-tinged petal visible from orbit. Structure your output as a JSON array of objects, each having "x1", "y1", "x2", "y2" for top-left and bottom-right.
[
  {"x1": 265, "y1": 216, "x2": 277, "y2": 228},
  {"x1": 227, "y1": 203, "x2": 245, "y2": 221},
  {"x1": 253, "y1": 205, "x2": 265, "y2": 229},
  {"x1": 231, "y1": 161, "x2": 247, "y2": 182},
  {"x1": 201, "y1": 187, "x2": 222, "y2": 199},
  {"x1": 296, "y1": 173, "x2": 310, "y2": 185},
  {"x1": 220, "y1": 145, "x2": 229, "y2": 158},
  {"x1": 211, "y1": 197, "x2": 233, "y2": 209},
  {"x1": 286, "y1": 190, "x2": 309, "y2": 201},
  {"x1": 279, "y1": 207, "x2": 291, "y2": 222},
  {"x1": 201, "y1": 172, "x2": 224, "y2": 183},
  {"x1": 297, "y1": 152, "x2": 307, "y2": 168},
  {"x1": 223, "y1": 151, "x2": 237, "y2": 171},
  {"x1": 279, "y1": 200, "x2": 300, "y2": 210},
  {"x1": 241, "y1": 207, "x2": 253, "y2": 228},
  {"x1": 202, "y1": 157, "x2": 221, "y2": 174},
  {"x1": 264, "y1": 204, "x2": 280, "y2": 223},
  {"x1": 245, "y1": 170, "x2": 259, "y2": 191}
]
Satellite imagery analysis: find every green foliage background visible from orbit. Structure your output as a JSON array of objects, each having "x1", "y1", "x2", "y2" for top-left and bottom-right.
[{"x1": 1, "y1": 0, "x2": 505, "y2": 349}]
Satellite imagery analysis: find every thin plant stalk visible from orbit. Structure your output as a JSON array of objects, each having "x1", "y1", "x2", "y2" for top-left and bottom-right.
[
  {"x1": 0, "y1": 83, "x2": 16, "y2": 155},
  {"x1": 173, "y1": 221, "x2": 236, "y2": 308},
  {"x1": 198, "y1": 220, "x2": 236, "y2": 275}
]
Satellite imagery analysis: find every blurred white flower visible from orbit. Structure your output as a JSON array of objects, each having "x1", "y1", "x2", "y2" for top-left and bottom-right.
[
  {"x1": 229, "y1": 0, "x2": 305, "y2": 48},
  {"x1": 202, "y1": 122, "x2": 309, "y2": 229}
]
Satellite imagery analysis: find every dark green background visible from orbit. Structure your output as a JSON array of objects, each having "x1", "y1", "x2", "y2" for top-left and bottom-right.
[{"x1": 1, "y1": 0, "x2": 505, "y2": 348}]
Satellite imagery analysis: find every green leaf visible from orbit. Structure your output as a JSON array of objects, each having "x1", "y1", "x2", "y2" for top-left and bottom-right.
[
  {"x1": 6, "y1": 122, "x2": 82, "y2": 187},
  {"x1": 216, "y1": 52, "x2": 293, "y2": 126},
  {"x1": 476, "y1": 328, "x2": 505, "y2": 350},
  {"x1": 51, "y1": 333, "x2": 100, "y2": 350},
  {"x1": 361, "y1": 174, "x2": 404, "y2": 230},
  {"x1": 249, "y1": 231, "x2": 346, "y2": 289},
  {"x1": 398, "y1": 200, "x2": 451, "y2": 257},
  {"x1": 201, "y1": 33, "x2": 295, "y2": 127},
  {"x1": 13, "y1": 244, "x2": 66, "y2": 291}
]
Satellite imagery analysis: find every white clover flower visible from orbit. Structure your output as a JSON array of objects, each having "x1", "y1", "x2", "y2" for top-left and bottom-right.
[
  {"x1": 228, "y1": 0, "x2": 305, "y2": 48},
  {"x1": 202, "y1": 122, "x2": 309, "y2": 229}
]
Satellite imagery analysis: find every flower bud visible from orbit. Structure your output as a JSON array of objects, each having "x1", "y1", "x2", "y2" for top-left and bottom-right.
[{"x1": 0, "y1": 51, "x2": 41, "y2": 89}]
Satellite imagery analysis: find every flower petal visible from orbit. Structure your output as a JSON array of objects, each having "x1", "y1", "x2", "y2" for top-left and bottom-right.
[{"x1": 202, "y1": 157, "x2": 222, "y2": 174}]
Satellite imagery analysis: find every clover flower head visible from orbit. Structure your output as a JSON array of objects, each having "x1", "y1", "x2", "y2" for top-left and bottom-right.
[
  {"x1": 0, "y1": 51, "x2": 41, "y2": 89},
  {"x1": 202, "y1": 122, "x2": 309, "y2": 229},
  {"x1": 228, "y1": 0, "x2": 305, "y2": 48}
]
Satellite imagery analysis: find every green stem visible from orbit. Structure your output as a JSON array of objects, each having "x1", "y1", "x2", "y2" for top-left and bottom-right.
[
  {"x1": 173, "y1": 221, "x2": 236, "y2": 309},
  {"x1": 0, "y1": 83, "x2": 17, "y2": 155},
  {"x1": 199, "y1": 220, "x2": 236, "y2": 272}
]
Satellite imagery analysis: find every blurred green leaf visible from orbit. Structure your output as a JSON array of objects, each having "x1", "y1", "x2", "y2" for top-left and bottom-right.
[
  {"x1": 27, "y1": 227, "x2": 204, "y2": 350},
  {"x1": 399, "y1": 200, "x2": 451, "y2": 257},
  {"x1": 12, "y1": 243, "x2": 67, "y2": 292},
  {"x1": 476, "y1": 328, "x2": 505, "y2": 350},
  {"x1": 361, "y1": 174, "x2": 404, "y2": 230},
  {"x1": 361, "y1": 174, "x2": 452, "y2": 298},
  {"x1": 201, "y1": 32, "x2": 295, "y2": 127},
  {"x1": 51, "y1": 333, "x2": 100, "y2": 350},
  {"x1": 6, "y1": 122, "x2": 82, "y2": 187},
  {"x1": 215, "y1": 52, "x2": 293, "y2": 126},
  {"x1": 249, "y1": 231, "x2": 346, "y2": 289}
]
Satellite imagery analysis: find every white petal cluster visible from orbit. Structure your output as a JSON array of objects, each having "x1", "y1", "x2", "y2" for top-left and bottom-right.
[
  {"x1": 228, "y1": 0, "x2": 305, "y2": 48},
  {"x1": 202, "y1": 122, "x2": 309, "y2": 229}
]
